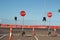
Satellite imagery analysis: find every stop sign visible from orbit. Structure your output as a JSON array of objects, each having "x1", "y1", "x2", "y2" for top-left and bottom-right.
[
  {"x1": 47, "y1": 12, "x2": 52, "y2": 18},
  {"x1": 20, "y1": 11, "x2": 26, "y2": 17}
]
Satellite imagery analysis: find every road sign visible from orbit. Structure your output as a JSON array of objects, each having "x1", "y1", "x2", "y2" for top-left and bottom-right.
[
  {"x1": 42, "y1": 17, "x2": 46, "y2": 21},
  {"x1": 58, "y1": 9, "x2": 60, "y2": 12},
  {"x1": 14, "y1": 16, "x2": 17, "y2": 21},
  {"x1": 20, "y1": 10, "x2": 26, "y2": 36},
  {"x1": 47, "y1": 12, "x2": 52, "y2": 18},
  {"x1": 20, "y1": 10, "x2": 26, "y2": 17}
]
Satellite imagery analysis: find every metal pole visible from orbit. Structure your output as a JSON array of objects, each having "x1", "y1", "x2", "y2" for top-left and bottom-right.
[
  {"x1": 15, "y1": 21, "x2": 17, "y2": 28},
  {"x1": 48, "y1": 18, "x2": 50, "y2": 32},
  {"x1": 22, "y1": 17, "x2": 25, "y2": 36},
  {"x1": 48, "y1": 18, "x2": 51, "y2": 36},
  {"x1": 14, "y1": 17, "x2": 17, "y2": 28},
  {"x1": 22, "y1": 17, "x2": 24, "y2": 31}
]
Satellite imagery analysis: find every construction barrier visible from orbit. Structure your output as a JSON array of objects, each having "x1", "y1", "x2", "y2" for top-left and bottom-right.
[
  {"x1": 0, "y1": 24, "x2": 60, "y2": 29},
  {"x1": 9, "y1": 26, "x2": 12, "y2": 40}
]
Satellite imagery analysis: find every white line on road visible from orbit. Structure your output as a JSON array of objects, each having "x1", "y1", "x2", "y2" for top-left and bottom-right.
[
  {"x1": 0, "y1": 34, "x2": 8, "y2": 39},
  {"x1": 34, "y1": 36, "x2": 38, "y2": 40}
]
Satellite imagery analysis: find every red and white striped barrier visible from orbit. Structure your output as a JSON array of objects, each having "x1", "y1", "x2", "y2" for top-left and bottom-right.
[
  {"x1": 0, "y1": 24, "x2": 60, "y2": 29},
  {"x1": 9, "y1": 26, "x2": 12, "y2": 40},
  {"x1": 53, "y1": 28, "x2": 57, "y2": 37},
  {"x1": 32, "y1": 27, "x2": 35, "y2": 36}
]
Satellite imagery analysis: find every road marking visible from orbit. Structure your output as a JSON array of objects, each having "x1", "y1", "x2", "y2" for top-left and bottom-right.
[
  {"x1": 0, "y1": 34, "x2": 8, "y2": 39},
  {"x1": 34, "y1": 36, "x2": 38, "y2": 40}
]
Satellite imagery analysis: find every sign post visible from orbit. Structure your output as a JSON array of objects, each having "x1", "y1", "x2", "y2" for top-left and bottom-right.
[
  {"x1": 47, "y1": 12, "x2": 52, "y2": 36},
  {"x1": 20, "y1": 10, "x2": 26, "y2": 36},
  {"x1": 14, "y1": 16, "x2": 17, "y2": 28}
]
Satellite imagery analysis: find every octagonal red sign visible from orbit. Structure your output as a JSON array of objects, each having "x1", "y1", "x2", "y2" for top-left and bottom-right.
[
  {"x1": 20, "y1": 11, "x2": 26, "y2": 17},
  {"x1": 47, "y1": 12, "x2": 52, "y2": 18}
]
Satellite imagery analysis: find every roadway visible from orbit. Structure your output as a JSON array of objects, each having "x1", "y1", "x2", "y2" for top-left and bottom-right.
[{"x1": 0, "y1": 28, "x2": 60, "y2": 40}]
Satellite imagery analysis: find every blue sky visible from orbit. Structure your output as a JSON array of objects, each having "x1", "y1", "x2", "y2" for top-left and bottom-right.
[{"x1": 0, "y1": 0, "x2": 60, "y2": 25}]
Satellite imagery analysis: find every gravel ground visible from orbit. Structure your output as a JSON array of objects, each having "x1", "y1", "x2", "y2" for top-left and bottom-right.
[{"x1": 0, "y1": 28, "x2": 60, "y2": 40}]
